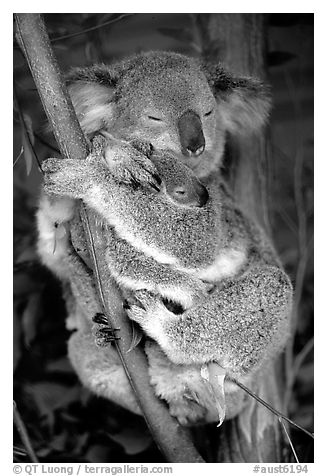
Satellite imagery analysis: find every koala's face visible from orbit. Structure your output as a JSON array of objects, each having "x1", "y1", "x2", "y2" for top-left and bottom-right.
[
  {"x1": 109, "y1": 53, "x2": 224, "y2": 178},
  {"x1": 68, "y1": 51, "x2": 271, "y2": 179}
]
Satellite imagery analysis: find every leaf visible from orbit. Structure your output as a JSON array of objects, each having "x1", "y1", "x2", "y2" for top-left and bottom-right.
[
  {"x1": 22, "y1": 293, "x2": 42, "y2": 346},
  {"x1": 23, "y1": 113, "x2": 35, "y2": 146},
  {"x1": 13, "y1": 145, "x2": 24, "y2": 167},
  {"x1": 200, "y1": 362, "x2": 226, "y2": 427},
  {"x1": 21, "y1": 133, "x2": 33, "y2": 176},
  {"x1": 26, "y1": 382, "x2": 82, "y2": 430},
  {"x1": 127, "y1": 322, "x2": 143, "y2": 352}
]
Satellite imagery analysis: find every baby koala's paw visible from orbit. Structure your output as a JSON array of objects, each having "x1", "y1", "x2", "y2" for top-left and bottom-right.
[
  {"x1": 42, "y1": 158, "x2": 89, "y2": 198},
  {"x1": 104, "y1": 143, "x2": 162, "y2": 192},
  {"x1": 129, "y1": 139, "x2": 154, "y2": 159}
]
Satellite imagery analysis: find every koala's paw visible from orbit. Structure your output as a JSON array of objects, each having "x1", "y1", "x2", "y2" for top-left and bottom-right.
[
  {"x1": 92, "y1": 313, "x2": 120, "y2": 348},
  {"x1": 104, "y1": 144, "x2": 162, "y2": 192},
  {"x1": 42, "y1": 158, "x2": 88, "y2": 198},
  {"x1": 126, "y1": 290, "x2": 169, "y2": 341},
  {"x1": 129, "y1": 139, "x2": 154, "y2": 159},
  {"x1": 169, "y1": 397, "x2": 207, "y2": 426}
]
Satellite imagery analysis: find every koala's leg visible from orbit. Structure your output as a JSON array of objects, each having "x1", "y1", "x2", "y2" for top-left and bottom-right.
[
  {"x1": 105, "y1": 229, "x2": 209, "y2": 309},
  {"x1": 68, "y1": 328, "x2": 141, "y2": 415},
  {"x1": 145, "y1": 341, "x2": 249, "y2": 426},
  {"x1": 127, "y1": 265, "x2": 293, "y2": 379}
]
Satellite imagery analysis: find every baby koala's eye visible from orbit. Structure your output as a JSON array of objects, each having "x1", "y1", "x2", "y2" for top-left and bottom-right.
[{"x1": 204, "y1": 109, "x2": 213, "y2": 117}]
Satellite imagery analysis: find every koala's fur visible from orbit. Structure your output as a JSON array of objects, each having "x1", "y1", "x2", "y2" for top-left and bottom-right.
[{"x1": 36, "y1": 51, "x2": 292, "y2": 426}]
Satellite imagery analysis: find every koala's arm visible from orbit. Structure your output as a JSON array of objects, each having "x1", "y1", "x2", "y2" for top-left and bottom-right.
[
  {"x1": 41, "y1": 135, "x2": 161, "y2": 216},
  {"x1": 105, "y1": 228, "x2": 208, "y2": 309},
  {"x1": 128, "y1": 264, "x2": 293, "y2": 379}
]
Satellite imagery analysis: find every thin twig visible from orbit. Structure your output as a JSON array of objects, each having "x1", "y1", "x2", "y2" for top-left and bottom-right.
[
  {"x1": 228, "y1": 376, "x2": 314, "y2": 439},
  {"x1": 13, "y1": 14, "x2": 135, "y2": 49},
  {"x1": 279, "y1": 417, "x2": 299, "y2": 463},
  {"x1": 47, "y1": 14, "x2": 134, "y2": 43},
  {"x1": 13, "y1": 401, "x2": 38, "y2": 463}
]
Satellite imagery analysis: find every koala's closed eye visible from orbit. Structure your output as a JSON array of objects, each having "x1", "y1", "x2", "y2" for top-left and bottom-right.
[{"x1": 148, "y1": 115, "x2": 163, "y2": 122}]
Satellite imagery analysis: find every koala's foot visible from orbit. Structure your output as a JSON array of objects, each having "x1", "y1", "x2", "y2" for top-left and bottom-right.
[
  {"x1": 68, "y1": 329, "x2": 141, "y2": 415},
  {"x1": 169, "y1": 396, "x2": 208, "y2": 427},
  {"x1": 145, "y1": 342, "x2": 249, "y2": 426},
  {"x1": 92, "y1": 313, "x2": 120, "y2": 347}
]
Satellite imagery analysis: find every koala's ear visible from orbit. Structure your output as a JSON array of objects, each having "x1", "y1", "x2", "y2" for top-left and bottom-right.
[
  {"x1": 66, "y1": 65, "x2": 120, "y2": 136},
  {"x1": 204, "y1": 63, "x2": 272, "y2": 135}
]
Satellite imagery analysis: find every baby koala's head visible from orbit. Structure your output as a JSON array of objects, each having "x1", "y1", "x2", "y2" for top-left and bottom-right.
[{"x1": 130, "y1": 139, "x2": 209, "y2": 208}]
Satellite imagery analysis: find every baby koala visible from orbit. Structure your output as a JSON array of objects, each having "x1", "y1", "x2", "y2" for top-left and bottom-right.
[
  {"x1": 40, "y1": 134, "x2": 292, "y2": 425},
  {"x1": 42, "y1": 134, "x2": 245, "y2": 312}
]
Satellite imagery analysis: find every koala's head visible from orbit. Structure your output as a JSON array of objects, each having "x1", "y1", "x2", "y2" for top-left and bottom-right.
[
  {"x1": 67, "y1": 51, "x2": 271, "y2": 179},
  {"x1": 149, "y1": 149, "x2": 209, "y2": 208}
]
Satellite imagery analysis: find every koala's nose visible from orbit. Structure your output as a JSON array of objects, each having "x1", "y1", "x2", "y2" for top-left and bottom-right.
[{"x1": 178, "y1": 109, "x2": 205, "y2": 158}]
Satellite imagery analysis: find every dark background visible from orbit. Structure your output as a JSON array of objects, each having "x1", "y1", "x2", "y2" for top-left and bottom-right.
[{"x1": 13, "y1": 13, "x2": 313, "y2": 463}]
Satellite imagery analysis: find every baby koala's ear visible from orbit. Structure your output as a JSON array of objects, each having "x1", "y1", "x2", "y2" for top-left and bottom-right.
[{"x1": 129, "y1": 140, "x2": 154, "y2": 159}]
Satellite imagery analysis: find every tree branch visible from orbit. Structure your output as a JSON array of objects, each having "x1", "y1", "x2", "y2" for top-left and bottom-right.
[{"x1": 14, "y1": 13, "x2": 204, "y2": 463}]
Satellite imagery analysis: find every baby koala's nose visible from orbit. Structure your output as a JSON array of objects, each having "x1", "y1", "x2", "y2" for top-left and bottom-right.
[{"x1": 196, "y1": 182, "x2": 209, "y2": 207}]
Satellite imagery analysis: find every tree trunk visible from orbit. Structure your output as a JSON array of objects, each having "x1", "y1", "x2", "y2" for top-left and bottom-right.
[
  {"x1": 14, "y1": 13, "x2": 204, "y2": 464},
  {"x1": 193, "y1": 13, "x2": 285, "y2": 462}
]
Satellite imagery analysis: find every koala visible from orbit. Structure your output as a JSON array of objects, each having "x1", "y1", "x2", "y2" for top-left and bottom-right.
[
  {"x1": 36, "y1": 50, "x2": 291, "y2": 425},
  {"x1": 66, "y1": 51, "x2": 271, "y2": 180},
  {"x1": 38, "y1": 133, "x2": 293, "y2": 425}
]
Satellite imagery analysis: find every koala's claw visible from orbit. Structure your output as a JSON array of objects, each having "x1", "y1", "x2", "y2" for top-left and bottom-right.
[
  {"x1": 92, "y1": 326, "x2": 121, "y2": 347},
  {"x1": 126, "y1": 290, "x2": 169, "y2": 340},
  {"x1": 92, "y1": 313, "x2": 120, "y2": 347},
  {"x1": 92, "y1": 312, "x2": 109, "y2": 325}
]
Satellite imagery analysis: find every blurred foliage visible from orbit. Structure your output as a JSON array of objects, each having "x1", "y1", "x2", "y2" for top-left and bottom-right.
[{"x1": 13, "y1": 13, "x2": 313, "y2": 462}]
